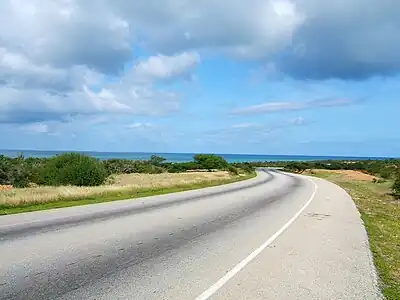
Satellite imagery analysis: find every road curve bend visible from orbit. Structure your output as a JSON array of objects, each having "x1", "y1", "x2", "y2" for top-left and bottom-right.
[{"x1": 0, "y1": 170, "x2": 381, "y2": 300}]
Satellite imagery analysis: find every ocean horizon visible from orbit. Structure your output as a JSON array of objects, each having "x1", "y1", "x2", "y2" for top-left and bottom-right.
[{"x1": 0, "y1": 149, "x2": 393, "y2": 163}]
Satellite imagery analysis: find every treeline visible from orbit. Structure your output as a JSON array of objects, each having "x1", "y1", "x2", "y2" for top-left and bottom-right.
[
  {"x1": 234, "y1": 159, "x2": 400, "y2": 178},
  {"x1": 283, "y1": 159, "x2": 400, "y2": 179},
  {"x1": 0, "y1": 153, "x2": 253, "y2": 188}
]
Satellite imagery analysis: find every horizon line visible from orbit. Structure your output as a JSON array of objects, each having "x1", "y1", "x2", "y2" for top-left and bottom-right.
[{"x1": 0, "y1": 149, "x2": 396, "y2": 159}]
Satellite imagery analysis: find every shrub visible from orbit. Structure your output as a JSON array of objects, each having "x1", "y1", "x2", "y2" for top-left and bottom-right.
[
  {"x1": 39, "y1": 153, "x2": 107, "y2": 186},
  {"x1": 193, "y1": 154, "x2": 228, "y2": 171},
  {"x1": 103, "y1": 159, "x2": 129, "y2": 175},
  {"x1": 241, "y1": 164, "x2": 254, "y2": 174},
  {"x1": 149, "y1": 155, "x2": 166, "y2": 166},
  {"x1": 284, "y1": 162, "x2": 308, "y2": 173},
  {"x1": 392, "y1": 173, "x2": 400, "y2": 199},
  {"x1": 227, "y1": 165, "x2": 239, "y2": 175},
  {"x1": 164, "y1": 162, "x2": 202, "y2": 173},
  {"x1": 0, "y1": 155, "x2": 12, "y2": 185},
  {"x1": 0, "y1": 155, "x2": 31, "y2": 188},
  {"x1": 372, "y1": 178, "x2": 386, "y2": 184},
  {"x1": 379, "y1": 168, "x2": 393, "y2": 179},
  {"x1": 166, "y1": 164, "x2": 185, "y2": 173},
  {"x1": 10, "y1": 155, "x2": 30, "y2": 188}
]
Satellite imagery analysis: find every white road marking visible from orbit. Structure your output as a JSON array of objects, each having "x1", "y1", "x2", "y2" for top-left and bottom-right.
[{"x1": 195, "y1": 177, "x2": 318, "y2": 300}]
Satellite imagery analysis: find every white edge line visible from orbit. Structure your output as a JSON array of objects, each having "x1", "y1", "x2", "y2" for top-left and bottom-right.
[{"x1": 195, "y1": 176, "x2": 318, "y2": 300}]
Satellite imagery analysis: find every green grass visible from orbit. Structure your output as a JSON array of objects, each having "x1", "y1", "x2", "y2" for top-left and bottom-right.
[
  {"x1": 313, "y1": 171, "x2": 400, "y2": 300},
  {"x1": 0, "y1": 173, "x2": 256, "y2": 215}
]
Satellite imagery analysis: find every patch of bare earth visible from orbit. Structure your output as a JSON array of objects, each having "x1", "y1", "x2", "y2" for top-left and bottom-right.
[
  {"x1": 306, "y1": 169, "x2": 377, "y2": 181},
  {"x1": 0, "y1": 185, "x2": 13, "y2": 191}
]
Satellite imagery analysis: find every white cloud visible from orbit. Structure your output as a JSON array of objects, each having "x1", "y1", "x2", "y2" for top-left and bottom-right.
[
  {"x1": 0, "y1": 81, "x2": 180, "y2": 124},
  {"x1": 133, "y1": 52, "x2": 200, "y2": 82},
  {"x1": 118, "y1": 0, "x2": 302, "y2": 58},
  {"x1": 127, "y1": 122, "x2": 154, "y2": 129},
  {"x1": 0, "y1": 0, "x2": 132, "y2": 74},
  {"x1": 232, "y1": 98, "x2": 357, "y2": 115},
  {"x1": 276, "y1": 0, "x2": 400, "y2": 78},
  {"x1": 289, "y1": 116, "x2": 305, "y2": 125},
  {"x1": 0, "y1": 1, "x2": 186, "y2": 124},
  {"x1": 231, "y1": 123, "x2": 259, "y2": 129},
  {"x1": 20, "y1": 122, "x2": 49, "y2": 134},
  {"x1": 1, "y1": 0, "x2": 399, "y2": 81},
  {"x1": 0, "y1": 0, "x2": 301, "y2": 74},
  {"x1": 0, "y1": 0, "x2": 399, "y2": 127}
]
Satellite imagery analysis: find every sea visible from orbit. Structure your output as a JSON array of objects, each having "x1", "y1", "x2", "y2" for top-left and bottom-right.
[{"x1": 0, "y1": 149, "x2": 391, "y2": 163}]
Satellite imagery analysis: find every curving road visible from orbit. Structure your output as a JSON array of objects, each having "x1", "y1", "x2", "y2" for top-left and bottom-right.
[{"x1": 0, "y1": 169, "x2": 381, "y2": 299}]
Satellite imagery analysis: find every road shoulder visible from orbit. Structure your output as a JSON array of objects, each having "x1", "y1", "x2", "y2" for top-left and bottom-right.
[{"x1": 212, "y1": 175, "x2": 383, "y2": 300}]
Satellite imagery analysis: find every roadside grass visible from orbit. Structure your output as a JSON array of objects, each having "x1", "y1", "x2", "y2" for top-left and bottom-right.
[
  {"x1": 312, "y1": 170, "x2": 400, "y2": 300},
  {"x1": 0, "y1": 172, "x2": 255, "y2": 215}
]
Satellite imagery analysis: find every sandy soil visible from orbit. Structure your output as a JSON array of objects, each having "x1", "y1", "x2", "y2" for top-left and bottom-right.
[
  {"x1": 0, "y1": 185, "x2": 13, "y2": 191},
  {"x1": 309, "y1": 169, "x2": 377, "y2": 181}
]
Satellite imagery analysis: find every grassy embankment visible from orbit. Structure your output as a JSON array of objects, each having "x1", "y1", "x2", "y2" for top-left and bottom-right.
[
  {"x1": 0, "y1": 171, "x2": 255, "y2": 215},
  {"x1": 312, "y1": 170, "x2": 399, "y2": 300}
]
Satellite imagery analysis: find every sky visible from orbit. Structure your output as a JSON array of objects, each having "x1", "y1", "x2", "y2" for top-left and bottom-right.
[{"x1": 0, "y1": 0, "x2": 399, "y2": 157}]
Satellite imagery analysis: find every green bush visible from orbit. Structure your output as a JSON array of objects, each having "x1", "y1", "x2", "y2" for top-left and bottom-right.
[
  {"x1": 284, "y1": 162, "x2": 308, "y2": 173},
  {"x1": 149, "y1": 155, "x2": 166, "y2": 166},
  {"x1": 379, "y1": 168, "x2": 393, "y2": 179},
  {"x1": 227, "y1": 165, "x2": 239, "y2": 175},
  {"x1": 392, "y1": 173, "x2": 400, "y2": 199},
  {"x1": 163, "y1": 162, "x2": 202, "y2": 173},
  {"x1": 102, "y1": 158, "x2": 167, "y2": 175},
  {"x1": 372, "y1": 178, "x2": 386, "y2": 184},
  {"x1": 0, "y1": 155, "x2": 12, "y2": 185},
  {"x1": 193, "y1": 154, "x2": 228, "y2": 171},
  {"x1": 241, "y1": 164, "x2": 254, "y2": 174},
  {"x1": 39, "y1": 153, "x2": 107, "y2": 186},
  {"x1": 0, "y1": 155, "x2": 32, "y2": 188}
]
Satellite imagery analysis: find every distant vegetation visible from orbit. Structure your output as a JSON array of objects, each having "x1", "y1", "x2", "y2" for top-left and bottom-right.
[
  {"x1": 235, "y1": 159, "x2": 400, "y2": 198},
  {"x1": 234, "y1": 159, "x2": 399, "y2": 177},
  {"x1": 1, "y1": 152, "x2": 399, "y2": 197},
  {"x1": 0, "y1": 153, "x2": 253, "y2": 188}
]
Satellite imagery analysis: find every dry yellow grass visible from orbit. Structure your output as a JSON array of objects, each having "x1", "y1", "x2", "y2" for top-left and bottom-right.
[{"x1": 0, "y1": 171, "x2": 233, "y2": 206}]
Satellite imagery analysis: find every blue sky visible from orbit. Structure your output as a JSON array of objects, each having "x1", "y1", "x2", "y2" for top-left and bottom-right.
[{"x1": 0, "y1": 0, "x2": 399, "y2": 157}]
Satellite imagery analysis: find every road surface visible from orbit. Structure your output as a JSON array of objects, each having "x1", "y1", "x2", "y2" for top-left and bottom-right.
[{"x1": 0, "y1": 169, "x2": 381, "y2": 299}]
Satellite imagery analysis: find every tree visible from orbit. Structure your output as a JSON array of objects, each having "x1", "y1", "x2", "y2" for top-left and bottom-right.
[{"x1": 193, "y1": 154, "x2": 228, "y2": 171}]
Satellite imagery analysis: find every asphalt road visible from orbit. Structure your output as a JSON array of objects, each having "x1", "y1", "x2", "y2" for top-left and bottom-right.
[{"x1": 0, "y1": 170, "x2": 382, "y2": 299}]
